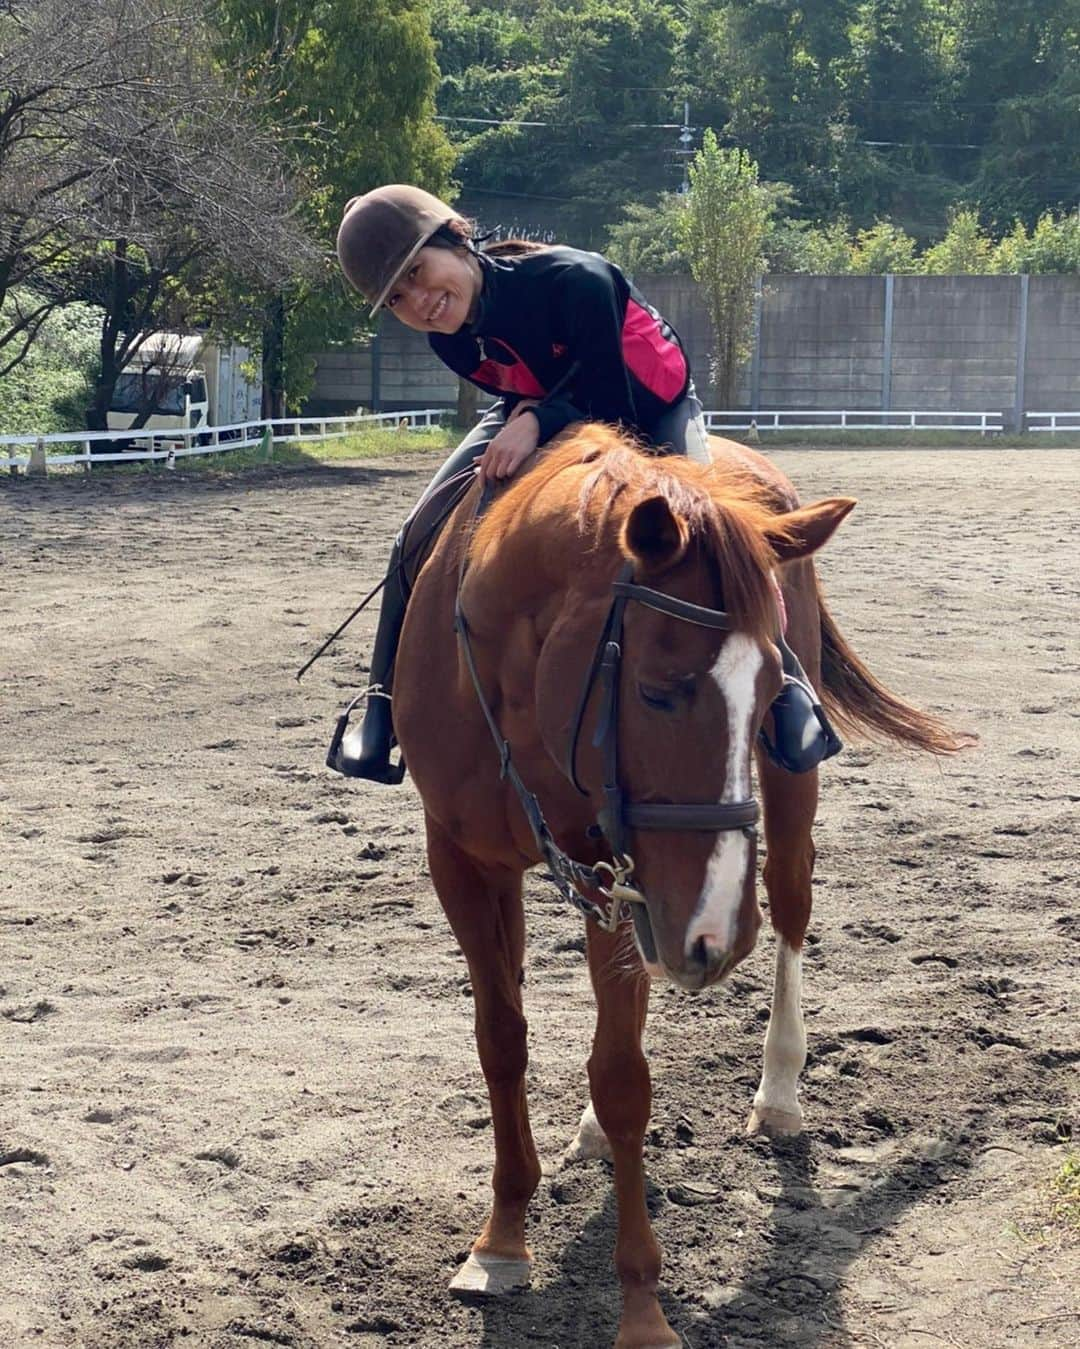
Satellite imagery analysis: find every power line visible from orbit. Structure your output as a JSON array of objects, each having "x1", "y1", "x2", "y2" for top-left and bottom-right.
[
  {"x1": 435, "y1": 115, "x2": 685, "y2": 129},
  {"x1": 459, "y1": 185, "x2": 602, "y2": 204},
  {"x1": 862, "y1": 139, "x2": 981, "y2": 149},
  {"x1": 438, "y1": 111, "x2": 985, "y2": 154}
]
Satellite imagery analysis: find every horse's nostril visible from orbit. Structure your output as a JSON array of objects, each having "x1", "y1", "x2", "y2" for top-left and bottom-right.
[{"x1": 690, "y1": 933, "x2": 729, "y2": 975}]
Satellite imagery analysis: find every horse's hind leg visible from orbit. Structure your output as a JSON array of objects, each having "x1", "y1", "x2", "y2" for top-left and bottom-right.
[
  {"x1": 425, "y1": 815, "x2": 540, "y2": 1297},
  {"x1": 747, "y1": 760, "x2": 817, "y2": 1139},
  {"x1": 586, "y1": 921, "x2": 679, "y2": 1349}
]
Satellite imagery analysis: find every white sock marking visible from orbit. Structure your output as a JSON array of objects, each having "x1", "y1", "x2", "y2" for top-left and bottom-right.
[
  {"x1": 564, "y1": 1100, "x2": 613, "y2": 1164},
  {"x1": 685, "y1": 634, "x2": 762, "y2": 956},
  {"x1": 753, "y1": 939, "x2": 806, "y2": 1120}
]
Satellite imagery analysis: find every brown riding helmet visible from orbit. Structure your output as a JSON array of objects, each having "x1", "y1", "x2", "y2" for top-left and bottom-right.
[{"x1": 336, "y1": 185, "x2": 463, "y2": 312}]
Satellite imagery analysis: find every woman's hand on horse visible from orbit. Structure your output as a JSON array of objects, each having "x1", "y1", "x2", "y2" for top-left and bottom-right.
[{"x1": 478, "y1": 407, "x2": 541, "y2": 482}]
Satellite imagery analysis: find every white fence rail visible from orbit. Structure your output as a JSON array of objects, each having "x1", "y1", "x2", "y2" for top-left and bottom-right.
[
  {"x1": 0, "y1": 408, "x2": 448, "y2": 471},
  {"x1": 704, "y1": 409, "x2": 1004, "y2": 434},
  {"x1": 1023, "y1": 411, "x2": 1080, "y2": 433},
  {"x1": 6, "y1": 404, "x2": 1078, "y2": 474}
]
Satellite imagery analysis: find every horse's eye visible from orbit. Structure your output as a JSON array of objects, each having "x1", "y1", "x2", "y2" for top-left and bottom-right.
[{"x1": 639, "y1": 684, "x2": 677, "y2": 713}]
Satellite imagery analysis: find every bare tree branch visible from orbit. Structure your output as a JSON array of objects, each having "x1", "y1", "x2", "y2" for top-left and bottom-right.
[{"x1": 0, "y1": 0, "x2": 322, "y2": 425}]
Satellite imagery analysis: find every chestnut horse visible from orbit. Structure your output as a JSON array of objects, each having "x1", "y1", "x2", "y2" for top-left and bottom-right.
[{"x1": 391, "y1": 426, "x2": 964, "y2": 1349}]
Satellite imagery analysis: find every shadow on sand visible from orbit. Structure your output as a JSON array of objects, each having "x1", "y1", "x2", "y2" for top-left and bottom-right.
[
  {"x1": 467, "y1": 1121, "x2": 979, "y2": 1349},
  {"x1": 0, "y1": 455, "x2": 418, "y2": 508}
]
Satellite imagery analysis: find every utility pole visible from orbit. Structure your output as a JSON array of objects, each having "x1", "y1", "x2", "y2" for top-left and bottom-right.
[{"x1": 677, "y1": 102, "x2": 694, "y2": 194}]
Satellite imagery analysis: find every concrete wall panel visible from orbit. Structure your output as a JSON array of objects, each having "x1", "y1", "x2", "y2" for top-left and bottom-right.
[{"x1": 306, "y1": 273, "x2": 1080, "y2": 418}]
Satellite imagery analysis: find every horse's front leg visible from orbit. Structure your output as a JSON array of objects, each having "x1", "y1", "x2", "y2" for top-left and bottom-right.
[
  {"x1": 747, "y1": 760, "x2": 817, "y2": 1138},
  {"x1": 586, "y1": 920, "x2": 679, "y2": 1349},
  {"x1": 425, "y1": 816, "x2": 541, "y2": 1296}
]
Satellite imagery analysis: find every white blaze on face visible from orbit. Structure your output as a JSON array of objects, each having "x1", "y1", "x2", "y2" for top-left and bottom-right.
[{"x1": 684, "y1": 633, "x2": 761, "y2": 958}]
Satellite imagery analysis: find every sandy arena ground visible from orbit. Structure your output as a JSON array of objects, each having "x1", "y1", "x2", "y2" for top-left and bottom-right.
[{"x1": 1, "y1": 447, "x2": 1077, "y2": 1349}]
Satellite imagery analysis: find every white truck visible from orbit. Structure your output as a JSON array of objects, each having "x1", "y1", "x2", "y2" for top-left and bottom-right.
[{"x1": 106, "y1": 332, "x2": 262, "y2": 442}]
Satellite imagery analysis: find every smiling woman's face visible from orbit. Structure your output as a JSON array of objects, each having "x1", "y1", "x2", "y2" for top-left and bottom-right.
[{"x1": 384, "y1": 243, "x2": 482, "y2": 334}]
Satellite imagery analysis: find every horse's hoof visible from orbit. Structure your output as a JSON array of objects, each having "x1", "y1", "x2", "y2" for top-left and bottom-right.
[
  {"x1": 562, "y1": 1103, "x2": 613, "y2": 1167},
  {"x1": 746, "y1": 1104, "x2": 803, "y2": 1138},
  {"x1": 562, "y1": 1133, "x2": 613, "y2": 1167},
  {"x1": 614, "y1": 1298, "x2": 682, "y2": 1347},
  {"x1": 449, "y1": 1251, "x2": 532, "y2": 1299},
  {"x1": 614, "y1": 1330, "x2": 682, "y2": 1348}
]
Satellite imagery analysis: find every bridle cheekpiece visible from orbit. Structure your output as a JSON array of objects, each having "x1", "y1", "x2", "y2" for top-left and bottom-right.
[{"x1": 456, "y1": 549, "x2": 760, "y2": 931}]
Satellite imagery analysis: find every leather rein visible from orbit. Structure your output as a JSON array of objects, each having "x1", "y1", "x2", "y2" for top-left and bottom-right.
[{"x1": 454, "y1": 506, "x2": 760, "y2": 931}]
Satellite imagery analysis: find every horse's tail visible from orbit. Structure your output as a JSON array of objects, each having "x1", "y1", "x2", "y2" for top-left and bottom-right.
[{"x1": 817, "y1": 587, "x2": 975, "y2": 755}]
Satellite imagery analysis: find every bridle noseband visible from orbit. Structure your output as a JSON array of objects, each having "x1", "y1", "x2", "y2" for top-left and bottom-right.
[{"x1": 456, "y1": 555, "x2": 760, "y2": 932}]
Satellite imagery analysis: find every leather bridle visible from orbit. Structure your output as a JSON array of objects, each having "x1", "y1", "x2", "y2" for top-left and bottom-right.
[{"x1": 455, "y1": 538, "x2": 760, "y2": 930}]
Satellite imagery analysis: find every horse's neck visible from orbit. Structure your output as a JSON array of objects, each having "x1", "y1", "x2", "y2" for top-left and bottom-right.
[{"x1": 465, "y1": 511, "x2": 615, "y2": 631}]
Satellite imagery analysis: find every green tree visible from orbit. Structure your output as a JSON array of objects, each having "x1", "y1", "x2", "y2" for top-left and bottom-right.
[
  {"x1": 850, "y1": 220, "x2": 918, "y2": 274},
  {"x1": 845, "y1": 0, "x2": 957, "y2": 230},
  {"x1": 953, "y1": 1, "x2": 1080, "y2": 226},
  {"x1": 437, "y1": 0, "x2": 685, "y2": 246},
  {"x1": 430, "y1": 1, "x2": 1080, "y2": 257},
  {"x1": 679, "y1": 132, "x2": 769, "y2": 405},
  {"x1": 764, "y1": 219, "x2": 853, "y2": 273},
  {"x1": 702, "y1": 0, "x2": 862, "y2": 221},
  {"x1": 921, "y1": 207, "x2": 993, "y2": 273},
  {"x1": 606, "y1": 194, "x2": 688, "y2": 276},
  {"x1": 991, "y1": 211, "x2": 1080, "y2": 273},
  {"x1": 216, "y1": 1, "x2": 454, "y2": 413},
  {"x1": 0, "y1": 296, "x2": 100, "y2": 433}
]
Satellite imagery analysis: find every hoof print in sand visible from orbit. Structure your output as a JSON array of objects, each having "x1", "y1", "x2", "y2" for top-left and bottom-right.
[
  {"x1": 0, "y1": 1147, "x2": 51, "y2": 1174},
  {"x1": 3, "y1": 1000, "x2": 57, "y2": 1024}
]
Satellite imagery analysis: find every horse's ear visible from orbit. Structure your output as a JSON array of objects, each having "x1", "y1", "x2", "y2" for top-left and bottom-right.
[
  {"x1": 767, "y1": 497, "x2": 857, "y2": 563},
  {"x1": 621, "y1": 495, "x2": 690, "y2": 572}
]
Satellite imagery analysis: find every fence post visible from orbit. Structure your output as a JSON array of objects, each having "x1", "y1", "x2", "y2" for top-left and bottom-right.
[
  {"x1": 1013, "y1": 272, "x2": 1030, "y2": 434},
  {"x1": 881, "y1": 273, "x2": 895, "y2": 411},
  {"x1": 750, "y1": 275, "x2": 763, "y2": 412},
  {"x1": 28, "y1": 437, "x2": 47, "y2": 477},
  {"x1": 371, "y1": 323, "x2": 382, "y2": 412}
]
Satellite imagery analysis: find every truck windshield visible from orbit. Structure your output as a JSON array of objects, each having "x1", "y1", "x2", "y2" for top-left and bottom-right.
[{"x1": 110, "y1": 372, "x2": 185, "y2": 415}]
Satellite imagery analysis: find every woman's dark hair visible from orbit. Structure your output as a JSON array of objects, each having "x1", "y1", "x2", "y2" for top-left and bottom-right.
[{"x1": 430, "y1": 219, "x2": 548, "y2": 258}]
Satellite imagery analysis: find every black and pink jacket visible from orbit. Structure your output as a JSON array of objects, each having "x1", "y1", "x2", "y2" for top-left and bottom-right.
[{"x1": 429, "y1": 247, "x2": 691, "y2": 446}]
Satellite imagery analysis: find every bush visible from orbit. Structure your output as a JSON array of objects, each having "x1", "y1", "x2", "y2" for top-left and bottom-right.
[{"x1": 0, "y1": 298, "x2": 102, "y2": 434}]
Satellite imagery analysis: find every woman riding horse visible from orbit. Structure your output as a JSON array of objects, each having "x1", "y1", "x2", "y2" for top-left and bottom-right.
[{"x1": 327, "y1": 184, "x2": 840, "y2": 783}]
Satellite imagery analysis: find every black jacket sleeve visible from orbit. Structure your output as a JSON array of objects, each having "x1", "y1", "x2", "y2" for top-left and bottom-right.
[{"x1": 530, "y1": 255, "x2": 638, "y2": 445}]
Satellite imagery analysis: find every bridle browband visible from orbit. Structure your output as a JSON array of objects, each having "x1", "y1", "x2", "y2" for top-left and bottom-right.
[{"x1": 455, "y1": 502, "x2": 760, "y2": 930}]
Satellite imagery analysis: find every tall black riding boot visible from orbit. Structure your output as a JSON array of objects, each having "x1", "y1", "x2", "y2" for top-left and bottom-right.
[
  {"x1": 326, "y1": 544, "x2": 408, "y2": 784},
  {"x1": 759, "y1": 635, "x2": 843, "y2": 774}
]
